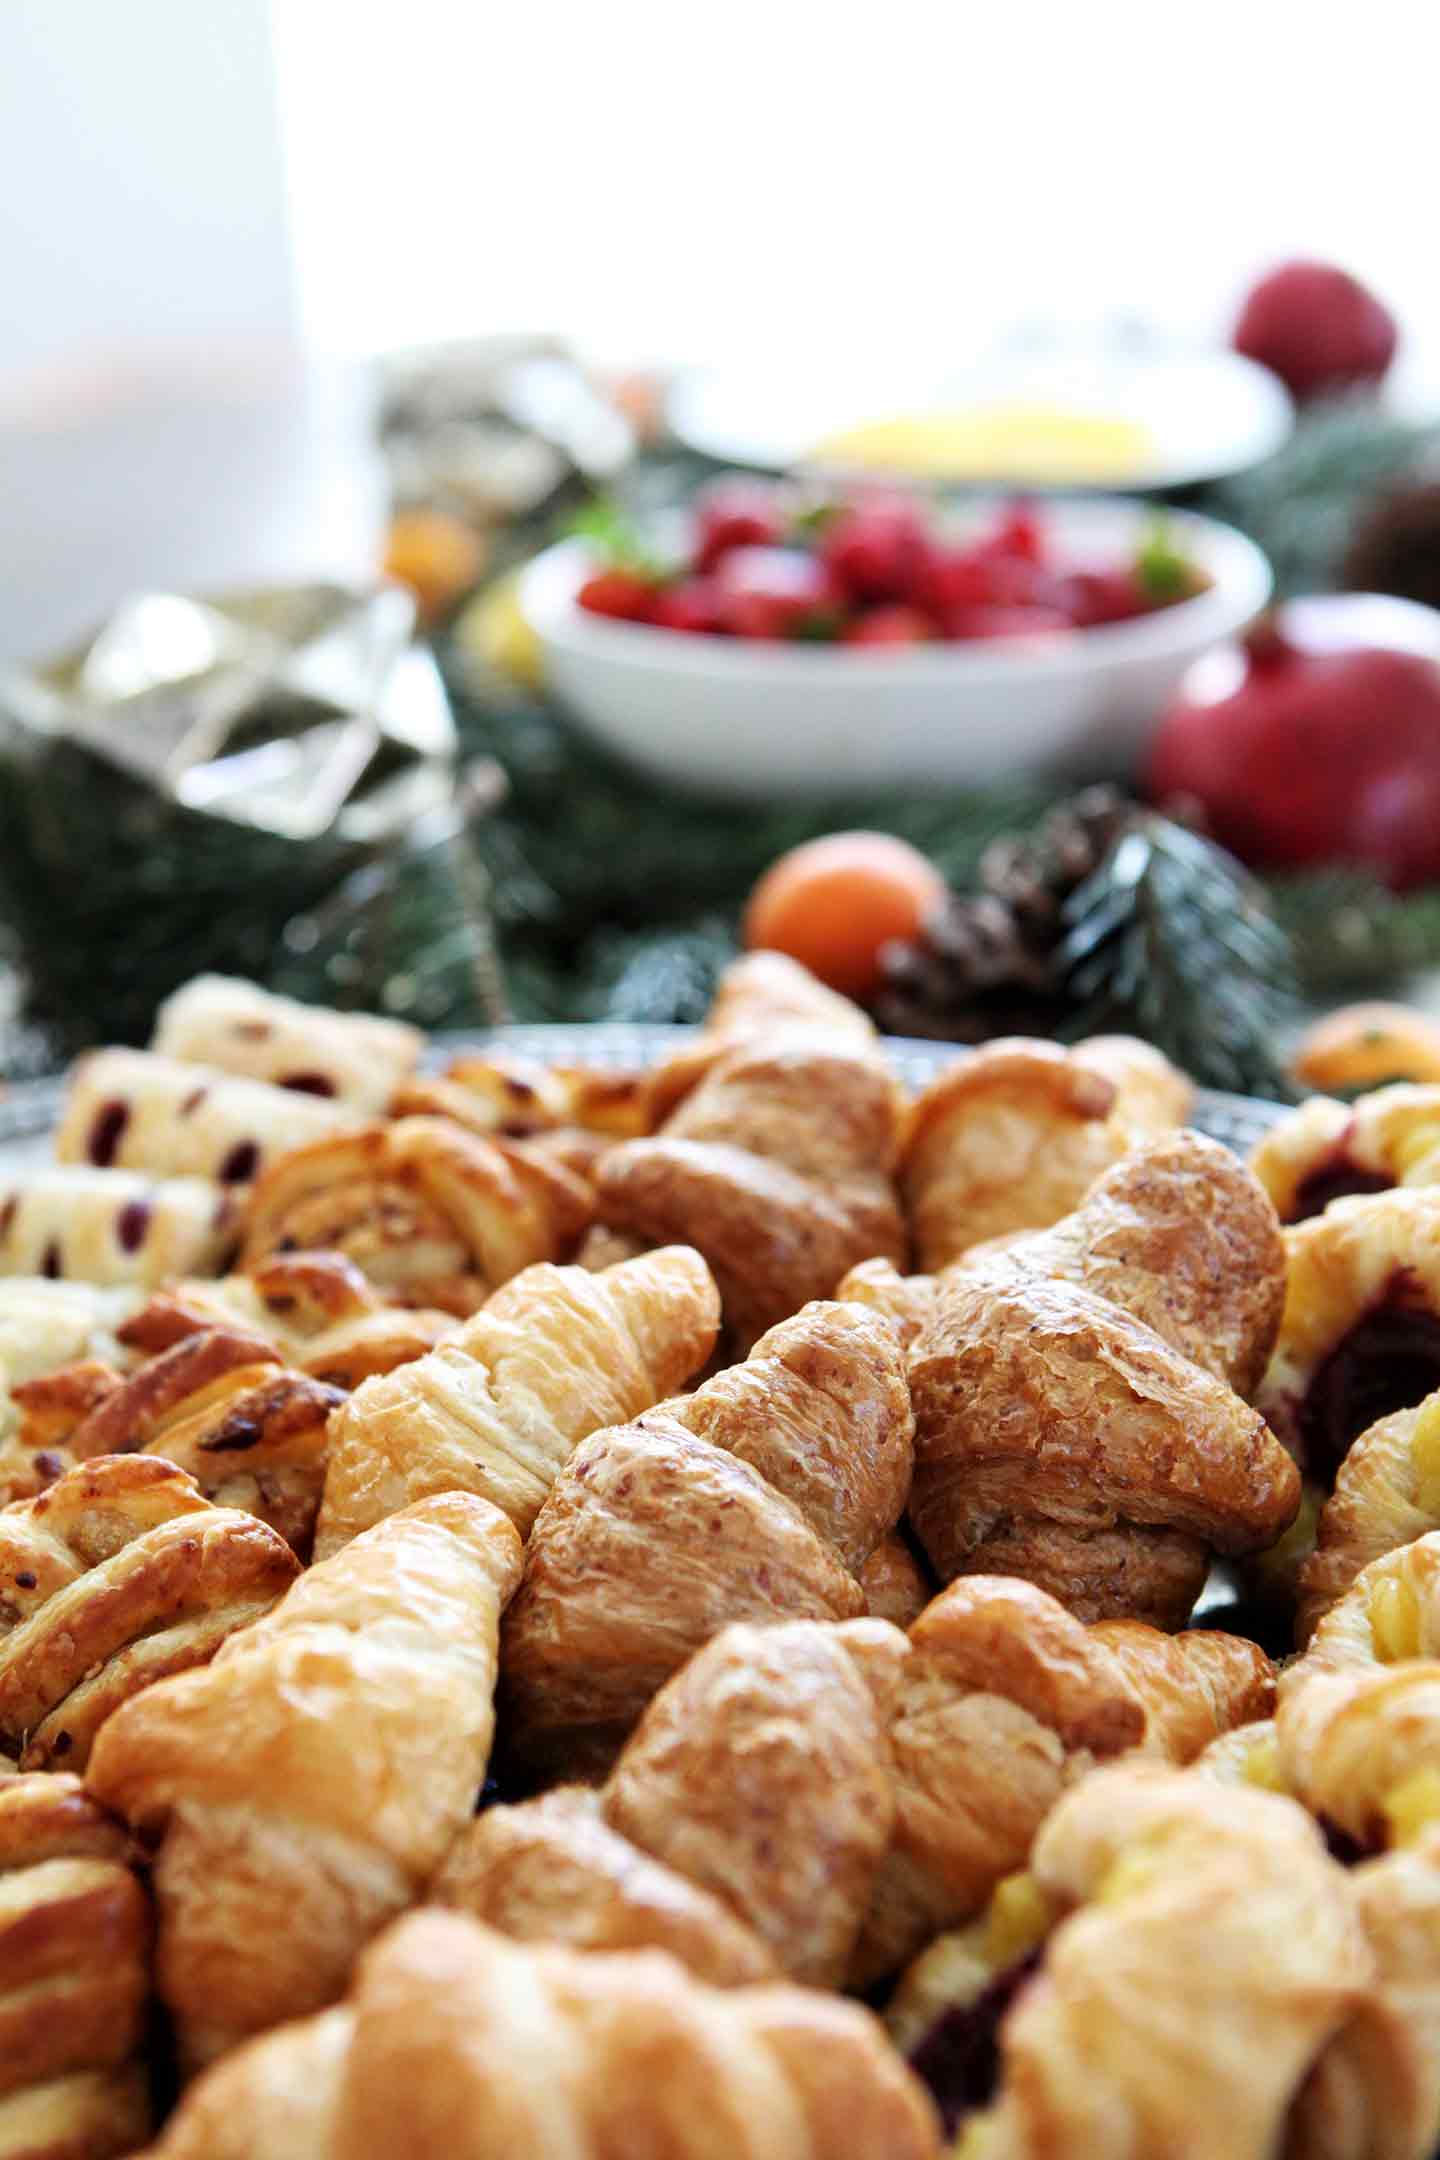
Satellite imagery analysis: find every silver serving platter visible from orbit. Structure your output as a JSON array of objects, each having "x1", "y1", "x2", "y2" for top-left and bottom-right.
[{"x1": 0, "y1": 1023, "x2": 1284, "y2": 1167}]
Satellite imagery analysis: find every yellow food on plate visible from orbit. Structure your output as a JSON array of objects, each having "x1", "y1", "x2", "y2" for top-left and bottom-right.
[{"x1": 807, "y1": 402, "x2": 1156, "y2": 485}]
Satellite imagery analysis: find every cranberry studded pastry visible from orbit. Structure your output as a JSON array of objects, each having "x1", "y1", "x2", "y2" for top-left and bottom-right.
[
  {"x1": 57, "y1": 1048, "x2": 364, "y2": 1188},
  {"x1": 900, "y1": 1034, "x2": 1192, "y2": 1269},
  {"x1": 314, "y1": 1246, "x2": 720, "y2": 1557},
  {"x1": 240, "y1": 1114, "x2": 592, "y2": 1316},
  {"x1": 1298, "y1": 1387, "x2": 1440, "y2": 1644},
  {"x1": 586, "y1": 956, "x2": 906, "y2": 1353},
  {"x1": 140, "y1": 1909, "x2": 942, "y2": 2160},
  {"x1": 852, "y1": 1576, "x2": 1274, "y2": 1984},
  {"x1": 950, "y1": 1764, "x2": 1370, "y2": 2160},
  {"x1": 502, "y1": 1297, "x2": 914, "y2": 1777},
  {"x1": 0, "y1": 1167, "x2": 236, "y2": 1288},
  {"x1": 444, "y1": 1616, "x2": 906, "y2": 1989},
  {"x1": 87, "y1": 1491, "x2": 523, "y2": 2070},
  {"x1": 1252, "y1": 1083, "x2": 1440, "y2": 1225},
  {"x1": 0, "y1": 1773, "x2": 153, "y2": 2160},
  {"x1": 151, "y1": 972, "x2": 423, "y2": 1112},
  {"x1": 0, "y1": 1455, "x2": 299, "y2": 1770}
]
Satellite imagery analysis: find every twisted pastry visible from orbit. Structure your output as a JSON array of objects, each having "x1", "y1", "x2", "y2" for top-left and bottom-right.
[
  {"x1": 1252, "y1": 1083, "x2": 1440, "y2": 1225},
  {"x1": 240, "y1": 1114, "x2": 592, "y2": 1315},
  {"x1": 907, "y1": 1268, "x2": 1299, "y2": 1627},
  {"x1": 0, "y1": 1773, "x2": 152, "y2": 2160},
  {"x1": 152, "y1": 972, "x2": 422, "y2": 1111},
  {"x1": 1298, "y1": 1389, "x2": 1440, "y2": 1645},
  {"x1": 87, "y1": 1491, "x2": 523, "y2": 2070},
  {"x1": 0, "y1": 1167, "x2": 236, "y2": 1287},
  {"x1": 900, "y1": 1034, "x2": 1191, "y2": 1269},
  {"x1": 590, "y1": 963, "x2": 905, "y2": 1352},
  {"x1": 56, "y1": 1048, "x2": 362, "y2": 1185},
  {"x1": 314, "y1": 1245, "x2": 720, "y2": 1556},
  {"x1": 0, "y1": 1455, "x2": 299, "y2": 1770},
  {"x1": 502, "y1": 1298, "x2": 913, "y2": 1777},
  {"x1": 2, "y1": 1326, "x2": 344, "y2": 1551},
  {"x1": 445, "y1": 1616, "x2": 905, "y2": 1989},
  {"x1": 139, "y1": 1908, "x2": 941, "y2": 2160},
  {"x1": 955, "y1": 1763, "x2": 1371, "y2": 2160},
  {"x1": 852, "y1": 1576, "x2": 1273, "y2": 1982}
]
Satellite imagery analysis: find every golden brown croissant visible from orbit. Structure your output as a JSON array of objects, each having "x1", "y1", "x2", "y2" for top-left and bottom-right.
[
  {"x1": 954, "y1": 1762, "x2": 1371, "y2": 2160},
  {"x1": 1, "y1": 1326, "x2": 343, "y2": 1552},
  {"x1": 0, "y1": 1168, "x2": 236, "y2": 1289},
  {"x1": 502, "y1": 1297, "x2": 913, "y2": 1777},
  {"x1": 0, "y1": 1454, "x2": 299, "y2": 1770},
  {"x1": 644, "y1": 949, "x2": 882, "y2": 1125},
  {"x1": 907, "y1": 1267, "x2": 1300, "y2": 1628},
  {"x1": 900, "y1": 1034, "x2": 1192, "y2": 1269},
  {"x1": 241, "y1": 1115, "x2": 593, "y2": 1316},
  {"x1": 86, "y1": 1491, "x2": 522, "y2": 2070},
  {"x1": 986, "y1": 1128, "x2": 1286, "y2": 1399},
  {"x1": 138, "y1": 1908, "x2": 942, "y2": 2160},
  {"x1": 0, "y1": 1772, "x2": 152, "y2": 2160},
  {"x1": 117, "y1": 1249, "x2": 456, "y2": 1390},
  {"x1": 150, "y1": 973, "x2": 423, "y2": 1111},
  {"x1": 852, "y1": 1575, "x2": 1273, "y2": 1984},
  {"x1": 445, "y1": 1615, "x2": 905, "y2": 1989},
  {"x1": 56, "y1": 1048, "x2": 363, "y2": 1186},
  {"x1": 1252, "y1": 1082, "x2": 1440, "y2": 1225},
  {"x1": 314, "y1": 1245, "x2": 720, "y2": 1556},
  {"x1": 1298, "y1": 1389, "x2": 1440, "y2": 1645},
  {"x1": 836, "y1": 1256, "x2": 939, "y2": 1350}
]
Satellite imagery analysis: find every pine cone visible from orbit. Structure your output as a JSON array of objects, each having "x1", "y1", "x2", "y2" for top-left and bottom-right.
[{"x1": 873, "y1": 787, "x2": 1137, "y2": 1042}]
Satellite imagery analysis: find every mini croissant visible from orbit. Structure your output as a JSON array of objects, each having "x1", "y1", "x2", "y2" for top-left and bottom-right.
[
  {"x1": 241, "y1": 1115, "x2": 593, "y2": 1316},
  {"x1": 0, "y1": 1772, "x2": 152, "y2": 2160},
  {"x1": 900, "y1": 1034, "x2": 1191, "y2": 1269},
  {"x1": 907, "y1": 1267, "x2": 1299, "y2": 1628},
  {"x1": 86, "y1": 1490, "x2": 522, "y2": 2070},
  {"x1": 445, "y1": 1616, "x2": 906, "y2": 1989},
  {"x1": 0, "y1": 1454, "x2": 299, "y2": 1770},
  {"x1": 643, "y1": 950, "x2": 882, "y2": 1125},
  {"x1": 1251, "y1": 1082, "x2": 1440, "y2": 1225},
  {"x1": 2, "y1": 1326, "x2": 344, "y2": 1552},
  {"x1": 0, "y1": 1167, "x2": 236, "y2": 1288},
  {"x1": 954, "y1": 1763, "x2": 1371, "y2": 2160},
  {"x1": 502, "y1": 1297, "x2": 913, "y2": 1778},
  {"x1": 852, "y1": 1575, "x2": 1273, "y2": 1984},
  {"x1": 151, "y1": 972, "x2": 423, "y2": 1111},
  {"x1": 56, "y1": 1048, "x2": 363, "y2": 1185},
  {"x1": 314, "y1": 1245, "x2": 720, "y2": 1556},
  {"x1": 140, "y1": 1909, "x2": 942, "y2": 2160}
]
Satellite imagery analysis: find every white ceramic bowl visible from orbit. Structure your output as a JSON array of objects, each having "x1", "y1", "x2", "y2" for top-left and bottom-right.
[{"x1": 519, "y1": 499, "x2": 1272, "y2": 800}]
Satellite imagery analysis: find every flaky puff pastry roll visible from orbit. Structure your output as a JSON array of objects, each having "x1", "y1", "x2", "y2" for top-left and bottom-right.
[
  {"x1": 955, "y1": 1764, "x2": 1371, "y2": 2160},
  {"x1": 0, "y1": 1454, "x2": 299, "y2": 1771},
  {"x1": 314, "y1": 1246, "x2": 720, "y2": 1556},
  {"x1": 86, "y1": 1491, "x2": 523, "y2": 2071},
  {"x1": 0, "y1": 1772, "x2": 152, "y2": 2160},
  {"x1": 0, "y1": 1168, "x2": 236, "y2": 1290},
  {"x1": 502, "y1": 1299, "x2": 912, "y2": 1779},
  {"x1": 900, "y1": 1034, "x2": 1191, "y2": 1269},
  {"x1": 241, "y1": 1115, "x2": 593, "y2": 1317},
  {"x1": 1252, "y1": 1083, "x2": 1440, "y2": 1226},
  {"x1": 56, "y1": 1049, "x2": 363, "y2": 1187},
  {"x1": 908, "y1": 1269, "x2": 1299, "y2": 1628},
  {"x1": 138, "y1": 1909, "x2": 942, "y2": 2160},
  {"x1": 395, "y1": 1048, "x2": 651, "y2": 1145},
  {"x1": 151, "y1": 973, "x2": 422, "y2": 1112}
]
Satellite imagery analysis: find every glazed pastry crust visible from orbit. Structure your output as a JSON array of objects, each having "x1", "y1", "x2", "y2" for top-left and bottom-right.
[
  {"x1": 0, "y1": 1168, "x2": 235, "y2": 1289},
  {"x1": 151, "y1": 973, "x2": 422, "y2": 1112},
  {"x1": 241, "y1": 1115, "x2": 593, "y2": 1316},
  {"x1": 85, "y1": 1491, "x2": 523, "y2": 2070},
  {"x1": 900, "y1": 1034, "x2": 1191, "y2": 1269},
  {"x1": 139, "y1": 1910, "x2": 941, "y2": 2160},
  {"x1": 966, "y1": 1763, "x2": 1372, "y2": 2160},
  {"x1": 908, "y1": 1269, "x2": 1299, "y2": 1627},
  {"x1": 315, "y1": 1246, "x2": 721, "y2": 1554},
  {"x1": 0, "y1": 1455, "x2": 299, "y2": 1769},
  {"x1": 56, "y1": 1048, "x2": 361, "y2": 1184}
]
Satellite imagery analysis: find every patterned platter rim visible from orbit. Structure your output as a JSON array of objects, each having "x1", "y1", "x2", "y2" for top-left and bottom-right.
[{"x1": 0, "y1": 1024, "x2": 1284, "y2": 1161}]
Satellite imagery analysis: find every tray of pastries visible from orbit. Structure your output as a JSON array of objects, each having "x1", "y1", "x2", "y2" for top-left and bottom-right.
[{"x1": 6, "y1": 956, "x2": 1440, "y2": 2159}]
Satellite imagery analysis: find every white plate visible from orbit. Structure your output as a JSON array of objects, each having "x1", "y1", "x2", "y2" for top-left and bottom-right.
[{"x1": 668, "y1": 343, "x2": 1294, "y2": 493}]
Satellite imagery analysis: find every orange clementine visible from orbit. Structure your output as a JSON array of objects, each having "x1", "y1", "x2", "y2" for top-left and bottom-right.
[{"x1": 742, "y1": 832, "x2": 946, "y2": 1001}]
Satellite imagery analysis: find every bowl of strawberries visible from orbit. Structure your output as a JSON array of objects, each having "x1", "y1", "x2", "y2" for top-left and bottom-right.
[{"x1": 518, "y1": 479, "x2": 1271, "y2": 798}]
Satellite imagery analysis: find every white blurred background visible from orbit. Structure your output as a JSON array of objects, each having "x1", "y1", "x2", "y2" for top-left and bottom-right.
[{"x1": 2, "y1": 0, "x2": 1435, "y2": 656}]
